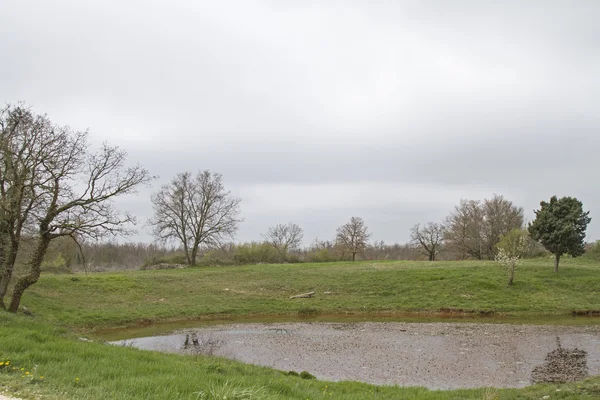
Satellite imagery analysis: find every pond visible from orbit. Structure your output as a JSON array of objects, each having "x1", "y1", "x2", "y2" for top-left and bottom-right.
[{"x1": 110, "y1": 321, "x2": 600, "y2": 389}]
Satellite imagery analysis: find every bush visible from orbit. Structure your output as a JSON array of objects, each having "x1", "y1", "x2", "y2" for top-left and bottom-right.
[
  {"x1": 523, "y1": 236, "x2": 550, "y2": 258},
  {"x1": 41, "y1": 254, "x2": 72, "y2": 274},
  {"x1": 196, "y1": 250, "x2": 237, "y2": 267},
  {"x1": 584, "y1": 241, "x2": 600, "y2": 261},
  {"x1": 142, "y1": 254, "x2": 188, "y2": 268},
  {"x1": 306, "y1": 248, "x2": 339, "y2": 263},
  {"x1": 233, "y1": 242, "x2": 280, "y2": 264},
  {"x1": 299, "y1": 371, "x2": 316, "y2": 380}
]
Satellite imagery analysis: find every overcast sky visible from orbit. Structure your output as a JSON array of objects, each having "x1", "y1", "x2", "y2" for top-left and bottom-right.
[{"x1": 2, "y1": 0, "x2": 599, "y2": 245}]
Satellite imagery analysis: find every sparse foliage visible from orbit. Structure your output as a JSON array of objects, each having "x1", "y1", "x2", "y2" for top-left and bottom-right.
[
  {"x1": 528, "y1": 196, "x2": 591, "y2": 272},
  {"x1": 495, "y1": 229, "x2": 528, "y2": 286},
  {"x1": 445, "y1": 195, "x2": 524, "y2": 260},
  {"x1": 410, "y1": 222, "x2": 445, "y2": 261},
  {"x1": 0, "y1": 104, "x2": 151, "y2": 312},
  {"x1": 262, "y1": 222, "x2": 303, "y2": 262},
  {"x1": 336, "y1": 217, "x2": 370, "y2": 261},
  {"x1": 150, "y1": 171, "x2": 241, "y2": 266}
]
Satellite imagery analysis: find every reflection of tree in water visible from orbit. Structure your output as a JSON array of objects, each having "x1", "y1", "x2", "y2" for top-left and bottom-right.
[
  {"x1": 183, "y1": 332, "x2": 200, "y2": 348},
  {"x1": 531, "y1": 337, "x2": 588, "y2": 383},
  {"x1": 182, "y1": 332, "x2": 223, "y2": 356}
]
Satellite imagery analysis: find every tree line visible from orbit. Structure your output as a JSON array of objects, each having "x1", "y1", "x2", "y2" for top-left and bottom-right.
[{"x1": 0, "y1": 104, "x2": 593, "y2": 311}]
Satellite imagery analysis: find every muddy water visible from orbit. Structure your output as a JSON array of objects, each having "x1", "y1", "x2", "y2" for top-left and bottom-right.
[{"x1": 112, "y1": 322, "x2": 600, "y2": 389}]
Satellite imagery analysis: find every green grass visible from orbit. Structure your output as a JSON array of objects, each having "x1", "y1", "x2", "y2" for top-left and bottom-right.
[
  {"x1": 2, "y1": 313, "x2": 600, "y2": 400},
  {"x1": 19, "y1": 258, "x2": 600, "y2": 329},
  {"x1": 2, "y1": 258, "x2": 600, "y2": 399}
]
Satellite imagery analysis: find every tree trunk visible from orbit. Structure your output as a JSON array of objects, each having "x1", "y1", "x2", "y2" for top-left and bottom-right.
[
  {"x1": 8, "y1": 235, "x2": 51, "y2": 313},
  {"x1": 0, "y1": 242, "x2": 19, "y2": 310},
  {"x1": 352, "y1": 252, "x2": 356, "y2": 261},
  {"x1": 190, "y1": 244, "x2": 198, "y2": 266},
  {"x1": 554, "y1": 253, "x2": 560, "y2": 273},
  {"x1": 429, "y1": 252, "x2": 435, "y2": 261},
  {"x1": 182, "y1": 241, "x2": 191, "y2": 265},
  {"x1": 508, "y1": 263, "x2": 515, "y2": 286}
]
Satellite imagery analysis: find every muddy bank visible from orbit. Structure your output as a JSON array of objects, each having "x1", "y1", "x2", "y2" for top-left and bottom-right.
[{"x1": 114, "y1": 322, "x2": 600, "y2": 389}]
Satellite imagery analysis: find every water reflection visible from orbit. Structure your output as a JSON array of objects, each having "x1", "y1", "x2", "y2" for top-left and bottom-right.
[
  {"x1": 110, "y1": 322, "x2": 600, "y2": 389},
  {"x1": 531, "y1": 336, "x2": 588, "y2": 383}
]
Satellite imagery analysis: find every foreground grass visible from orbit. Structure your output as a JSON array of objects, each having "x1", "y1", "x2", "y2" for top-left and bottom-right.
[
  {"x1": 19, "y1": 258, "x2": 600, "y2": 329},
  {"x1": 2, "y1": 258, "x2": 600, "y2": 399},
  {"x1": 2, "y1": 313, "x2": 600, "y2": 400}
]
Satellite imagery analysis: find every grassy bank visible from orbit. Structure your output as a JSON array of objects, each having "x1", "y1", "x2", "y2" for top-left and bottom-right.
[
  {"x1": 19, "y1": 258, "x2": 600, "y2": 329},
  {"x1": 2, "y1": 313, "x2": 600, "y2": 400},
  {"x1": 2, "y1": 258, "x2": 600, "y2": 399}
]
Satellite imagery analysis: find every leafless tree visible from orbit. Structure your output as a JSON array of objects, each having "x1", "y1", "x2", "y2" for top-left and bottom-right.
[
  {"x1": 0, "y1": 104, "x2": 152, "y2": 312},
  {"x1": 444, "y1": 196, "x2": 524, "y2": 260},
  {"x1": 262, "y1": 222, "x2": 303, "y2": 262},
  {"x1": 410, "y1": 222, "x2": 445, "y2": 261},
  {"x1": 481, "y1": 194, "x2": 524, "y2": 259},
  {"x1": 445, "y1": 199, "x2": 485, "y2": 260},
  {"x1": 336, "y1": 216, "x2": 370, "y2": 261},
  {"x1": 149, "y1": 171, "x2": 241, "y2": 266}
]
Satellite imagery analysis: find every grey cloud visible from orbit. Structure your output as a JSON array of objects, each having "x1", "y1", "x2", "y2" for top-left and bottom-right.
[{"x1": 1, "y1": 0, "x2": 598, "y2": 244}]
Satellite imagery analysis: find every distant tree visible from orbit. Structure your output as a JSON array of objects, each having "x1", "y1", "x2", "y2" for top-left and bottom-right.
[
  {"x1": 262, "y1": 222, "x2": 303, "y2": 262},
  {"x1": 444, "y1": 195, "x2": 523, "y2": 260},
  {"x1": 495, "y1": 229, "x2": 528, "y2": 286},
  {"x1": 0, "y1": 104, "x2": 151, "y2": 312},
  {"x1": 410, "y1": 222, "x2": 445, "y2": 261},
  {"x1": 481, "y1": 195, "x2": 525, "y2": 259},
  {"x1": 444, "y1": 199, "x2": 484, "y2": 260},
  {"x1": 150, "y1": 171, "x2": 241, "y2": 266},
  {"x1": 528, "y1": 196, "x2": 591, "y2": 272},
  {"x1": 336, "y1": 217, "x2": 370, "y2": 261}
]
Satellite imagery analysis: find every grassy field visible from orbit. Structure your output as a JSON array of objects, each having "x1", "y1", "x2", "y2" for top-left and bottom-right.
[
  {"x1": 18, "y1": 258, "x2": 600, "y2": 329},
  {"x1": 2, "y1": 258, "x2": 600, "y2": 399}
]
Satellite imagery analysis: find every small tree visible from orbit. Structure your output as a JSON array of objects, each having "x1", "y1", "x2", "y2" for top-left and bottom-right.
[
  {"x1": 495, "y1": 229, "x2": 527, "y2": 286},
  {"x1": 410, "y1": 222, "x2": 445, "y2": 261},
  {"x1": 150, "y1": 171, "x2": 241, "y2": 266},
  {"x1": 528, "y1": 196, "x2": 591, "y2": 272},
  {"x1": 336, "y1": 217, "x2": 370, "y2": 261},
  {"x1": 262, "y1": 222, "x2": 303, "y2": 262}
]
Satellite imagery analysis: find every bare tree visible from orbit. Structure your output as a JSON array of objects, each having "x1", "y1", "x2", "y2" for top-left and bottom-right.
[
  {"x1": 336, "y1": 217, "x2": 370, "y2": 261},
  {"x1": 150, "y1": 171, "x2": 241, "y2": 266},
  {"x1": 481, "y1": 194, "x2": 524, "y2": 259},
  {"x1": 444, "y1": 196, "x2": 523, "y2": 260},
  {"x1": 262, "y1": 222, "x2": 303, "y2": 262},
  {"x1": 444, "y1": 200, "x2": 482, "y2": 260},
  {"x1": 410, "y1": 222, "x2": 445, "y2": 261},
  {"x1": 0, "y1": 104, "x2": 151, "y2": 312}
]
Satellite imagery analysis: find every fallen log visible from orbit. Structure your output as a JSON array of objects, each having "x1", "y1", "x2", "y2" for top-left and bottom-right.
[{"x1": 290, "y1": 291, "x2": 315, "y2": 299}]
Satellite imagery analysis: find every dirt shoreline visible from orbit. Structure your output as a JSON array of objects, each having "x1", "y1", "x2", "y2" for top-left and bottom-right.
[{"x1": 117, "y1": 321, "x2": 600, "y2": 389}]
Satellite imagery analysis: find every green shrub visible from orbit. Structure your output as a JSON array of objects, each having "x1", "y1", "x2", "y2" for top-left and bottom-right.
[
  {"x1": 299, "y1": 371, "x2": 316, "y2": 380},
  {"x1": 197, "y1": 250, "x2": 237, "y2": 267},
  {"x1": 233, "y1": 242, "x2": 280, "y2": 264},
  {"x1": 41, "y1": 254, "x2": 72, "y2": 274},
  {"x1": 584, "y1": 241, "x2": 600, "y2": 261},
  {"x1": 306, "y1": 248, "x2": 339, "y2": 263}
]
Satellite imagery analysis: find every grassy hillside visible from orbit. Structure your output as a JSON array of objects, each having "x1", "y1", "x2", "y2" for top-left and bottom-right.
[
  {"x1": 2, "y1": 258, "x2": 600, "y2": 399},
  {"x1": 19, "y1": 258, "x2": 600, "y2": 329}
]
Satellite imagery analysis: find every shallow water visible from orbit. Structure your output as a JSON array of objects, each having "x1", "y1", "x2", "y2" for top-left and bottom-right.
[{"x1": 111, "y1": 321, "x2": 600, "y2": 389}]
